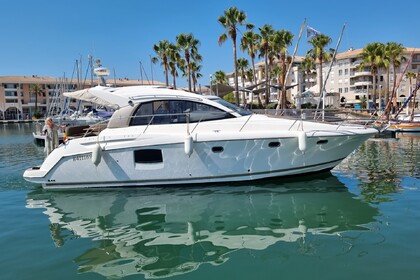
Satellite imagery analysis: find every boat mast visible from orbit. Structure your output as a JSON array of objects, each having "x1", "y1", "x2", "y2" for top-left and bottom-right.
[{"x1": 315, "y1": 23, "x2": 346, "y2": 121}]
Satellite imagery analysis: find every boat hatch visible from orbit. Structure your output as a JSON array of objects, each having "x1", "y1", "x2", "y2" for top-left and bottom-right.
[
  {"x1": 268, "y1": 141, "x2": 281, "y2": 148},
  {"x1": 317, "y1": 139, "x2": 329, "y2": 145},
  {"x1": 134, "y1": 149, "x2": 163, "y2": 164},
  {"x1": 211, "y1": 146, "x2": 224, "y2": 153}
]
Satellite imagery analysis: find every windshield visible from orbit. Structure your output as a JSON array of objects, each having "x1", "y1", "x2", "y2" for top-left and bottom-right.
[{"x1": 210, "y1": 97, "x2": 252, "y2": 116}]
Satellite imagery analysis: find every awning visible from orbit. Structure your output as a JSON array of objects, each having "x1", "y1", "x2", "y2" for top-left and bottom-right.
[{"x1": 63, "y1": 86, "x2": 128, "y2": 110}]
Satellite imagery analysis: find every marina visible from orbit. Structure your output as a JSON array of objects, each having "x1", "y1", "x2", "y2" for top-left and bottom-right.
[
  {"x1": 1, "y1": 123, "x2": 420, "y2": 279},
  {"x1": 1, "y1": 1, "x2": 420, "y2": 278}
]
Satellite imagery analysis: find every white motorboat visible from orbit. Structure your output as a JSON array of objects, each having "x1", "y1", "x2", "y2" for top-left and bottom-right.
[{"x1": 23, "y1": 85, "x2": 378, "y2": 189}]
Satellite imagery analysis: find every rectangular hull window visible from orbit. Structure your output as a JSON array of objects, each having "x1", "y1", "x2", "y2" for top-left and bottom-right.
[{"x1": 134, "y1": 149, "x2": 163, "y2": 164}]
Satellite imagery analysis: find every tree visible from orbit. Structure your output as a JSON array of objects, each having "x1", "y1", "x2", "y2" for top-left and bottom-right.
[
  {"x1": 30, "y1": 84, "x2": 44, "y2": 118},
  {"x1": 237, "y1": 57, "x2": 249, "y2": 105},
  {"x1": 307, "y1": 34, "x2": 333, "y2": 98},
  {"x1": 241, "y1": 29, "x2": 261, "y2": 107},
  {"x1": 359, "y1": 42, "x2": 385, "y2": 109},
  {"x1": 405, "y1": 71, "x2": 418, "y2": 120},
  {"x1": 270, "y1": 29, "x2": 294, "y2": 109},
  {"x1": 271, "y1": 65, "x2": 284, "y2": 104},
  {"x1": 258, "y1": 24, "x2": 275, "y2": 106},
  {"x1": 218, "y1": 6, "x2": 252, "y2": 106},
  {"x1": 384, "y1": 42, "x2": 405, "y2": 114},
  {"x1": 241, "y1": 29, "x2": 260, "y2": 85},
  {"x1": 297, "y1": 55, "x2": 317, "y2": 109},
  {"x1": 213, "y1": 70, "x2": 228, "y2": 97},
  {"x1": 299, "y1": 55, "x2": 317, "y2": 82},
  {"x1": 190, "y1": 60, "x2": 202, "y2": 92},
  {"x1": 177, "y1": 33, "x2": 200, "y2": 92},
  {"x1": 167, "y1": 43, "x2": 181, "y2": 89},
  {"x1": 152, "y1": 40, "x2": 171, "y2": 87},
  {"x1": 214, "y1": 70, "x2": 228, "y2": 84}
]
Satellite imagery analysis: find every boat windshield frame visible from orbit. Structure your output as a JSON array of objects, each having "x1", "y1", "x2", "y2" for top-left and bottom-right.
[
  {"x1": 209, "y1": 97, "x2": 252, "y2": 116},
  {"x1": 128, "y1": 99, "x2": 236, "y2": 126}
]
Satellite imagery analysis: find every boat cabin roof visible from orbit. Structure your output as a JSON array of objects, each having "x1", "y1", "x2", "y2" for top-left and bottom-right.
[{"x1": 64, "y1": 85, "x2": 251, "y2": 129}]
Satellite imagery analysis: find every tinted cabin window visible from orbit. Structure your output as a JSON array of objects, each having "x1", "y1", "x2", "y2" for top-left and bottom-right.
[
  {"x1": 130, "y1": 102, "x2": 153, "y2": 126},
  {"x1": 134, "y1": 149, "x2": 163, "y2": 163},
  {"x1": 130, "y1": 100, "x2": 234, "y2": 126}
]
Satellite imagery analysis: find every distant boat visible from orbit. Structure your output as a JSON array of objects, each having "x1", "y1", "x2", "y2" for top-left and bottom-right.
[
  {"x1": 376, "y1": 80, "x2": 420, "y2": 133},
  {"x1": 33, "y1": 59, "x2": 114, "y2": 146},
  {"x1": 387, "y1": 120, "x2": 420, "y2": 133},
  {"x1": 32, "y1": 110, "x2": 112, "y2": 146}
]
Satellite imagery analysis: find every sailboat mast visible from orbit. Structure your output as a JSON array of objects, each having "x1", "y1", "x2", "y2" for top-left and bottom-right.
[
  {"x1": 315, "y1": 23, "x2": 346, "y2": 121},
  {"x1": 277, "y1": 18, "x2": 306, "y2": 110}
]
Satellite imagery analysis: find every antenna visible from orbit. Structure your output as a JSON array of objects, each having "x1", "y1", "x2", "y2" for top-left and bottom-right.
[{"x1": 93, "y1": 58, "x2": 109, "y2": 86}]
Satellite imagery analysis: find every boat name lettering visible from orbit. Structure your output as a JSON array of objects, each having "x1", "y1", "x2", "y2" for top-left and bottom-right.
[{"x1": 73, "y1": 154, "x2": 92, "y2": 161}]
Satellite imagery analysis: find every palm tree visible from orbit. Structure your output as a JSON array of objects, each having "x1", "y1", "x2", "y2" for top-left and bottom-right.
[
  {"x1": 307, "y1": 34, "x2": 333, "y2": 98},
  {"x1": 167, "y1": 43, "x2": 181, "y2": 89},
  {"x1": 384, "y1": 42, "x2": 405, "y2": 114},
  {"x1": 270, "y1": 29, "x2": 294, "y2": 109},
  {"x1": 240, "y1": 30, "x2": 260, "y2": 85},
  {"x1": 405, "y1": 71, "x2": 418, "y2": 120},
  {"x1": 271, "y1": 65, "x2": 284, "y2": 102},
  {"x1": 259, "y1": 24, "x2": 274, "y2": 106},
  {"x1": 237, "y1": 57, "x2": 249, "y2": 105},
  {"x1": 176, "y1": 33, "x2": 200, "y2": 92},
  {"x1": 297, "y1": 55, "x2": 317, "y2": 109},
  {"x1": 258, "y1": 24, "x2": 275, "y2": 106},
  {"x1": 300, "y1": 55, "x2": 317, "y2": 83},
  {"x1": 190, "y1": 61, "x2": 202, "y2": 92},
  {"x1": 213, "y1": 70, "x2": 228, "y2": 97},
  {"x1": 152, "y1": 40, "x2": 171, "y2": 87},
  {"x1": 30, "y1": 84, "x2": 44, "y2": 118},
  {"x1": 214, "y1": 70, "x2": 227, "y2": 84},
  {"x1": 218, "y1": 6, "x2": 252, "y2": 106},
  {"x1": 359, "y1": 42, "x2": 385, "y2": 110}
]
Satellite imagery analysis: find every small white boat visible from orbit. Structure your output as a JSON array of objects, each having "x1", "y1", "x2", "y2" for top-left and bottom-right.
[
  {"x1": 387, "y1": 121, "x2": 420, "y2": 133},
  {"x1": 23, "y1": 85, "x2": 377, "y2": 189}
]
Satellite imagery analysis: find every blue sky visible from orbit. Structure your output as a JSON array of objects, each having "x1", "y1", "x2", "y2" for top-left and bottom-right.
[{"x1": 0, "y1": 0, "x2": 417, "y2": 87}]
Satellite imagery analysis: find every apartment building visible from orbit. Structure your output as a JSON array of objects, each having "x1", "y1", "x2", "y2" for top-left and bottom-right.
[
  {"x1": 225, "y1": 47, "x2": 420, "y2": 109},
  {"x1": 325, "y1": 47, "x2": 420, "y2": 108}
]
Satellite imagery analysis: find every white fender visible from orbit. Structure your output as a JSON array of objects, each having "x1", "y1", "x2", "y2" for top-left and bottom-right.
[
  {"x1": 298, "y1": 131, "x2": 307, "y2": 152},
  {"x1": 184, "y1": 135, "x2": 193, "y2": 156},
  {"x1": 92, "y1": 143, "x2": 102, "y2": 166}
]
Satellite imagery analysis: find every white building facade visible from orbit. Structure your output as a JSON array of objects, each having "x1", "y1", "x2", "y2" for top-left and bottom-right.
[{"x1": 225, "y1": 47, "x2": 420, "y2": 109}]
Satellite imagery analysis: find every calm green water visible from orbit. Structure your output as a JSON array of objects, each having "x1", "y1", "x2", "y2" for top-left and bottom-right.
[{"x1": 1, "y1": 123, "x2": 419, "y2": 280}]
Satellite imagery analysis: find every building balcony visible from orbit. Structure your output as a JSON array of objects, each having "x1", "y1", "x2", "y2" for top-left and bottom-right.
[
  {"x1": 351, "y1": 71, "x2": 371, "y2": 77},
  {"x1": 354, "y1": 81, "x2": 372, "y2": 87}
]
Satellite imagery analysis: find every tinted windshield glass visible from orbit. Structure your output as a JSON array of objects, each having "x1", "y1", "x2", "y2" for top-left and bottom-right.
[
  {"x1": 210, "y1": 98, "x2": 252, "y2": 116},
  {"x1": 130, "y1": 100, "x2": 235, "y2": 126}
]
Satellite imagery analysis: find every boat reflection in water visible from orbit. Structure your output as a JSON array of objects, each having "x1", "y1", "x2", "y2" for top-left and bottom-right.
[{"x1": 26, "y1": 174, "x2": 378, "y2": 279}]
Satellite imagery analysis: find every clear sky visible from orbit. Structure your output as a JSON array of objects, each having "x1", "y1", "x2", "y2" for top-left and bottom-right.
[{"x1": 0, "y1": 0, "x2": 417, "y2": 88}]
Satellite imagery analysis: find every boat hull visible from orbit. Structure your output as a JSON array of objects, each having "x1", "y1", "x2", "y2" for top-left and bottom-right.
[
  {"x1": 388, "y1": 122, "x2": 420, "y2": 132},
  {"x1": 24, "y1": 131, "x2": 374, "y2": 189}
]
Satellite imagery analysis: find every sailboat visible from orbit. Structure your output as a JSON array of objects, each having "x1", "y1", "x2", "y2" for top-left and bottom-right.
[
  {"x1": 386, "y1": 81, "x2": 420, "y2": 133},
  {"x1": 32, "y1": 58, "x2": 114, "y2": 145}
]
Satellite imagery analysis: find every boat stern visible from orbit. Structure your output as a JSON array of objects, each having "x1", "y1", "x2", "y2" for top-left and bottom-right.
[{"x1": 23, "y1": 166, "x2": 49, "y2": 185}]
